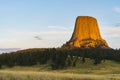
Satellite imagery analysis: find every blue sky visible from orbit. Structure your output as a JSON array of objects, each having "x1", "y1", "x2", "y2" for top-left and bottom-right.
[{"x1": 0, "y1": 0, "x2": 120, "y2": 49}]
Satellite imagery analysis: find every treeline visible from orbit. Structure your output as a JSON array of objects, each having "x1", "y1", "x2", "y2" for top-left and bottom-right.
[{"x1": 0, "y1": 48, "x2": 120, "y2": 69}]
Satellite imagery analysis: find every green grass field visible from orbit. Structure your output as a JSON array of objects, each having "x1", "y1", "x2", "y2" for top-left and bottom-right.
[{"x1": 0, "y1": 60, "x2": 120, "y2": 80}]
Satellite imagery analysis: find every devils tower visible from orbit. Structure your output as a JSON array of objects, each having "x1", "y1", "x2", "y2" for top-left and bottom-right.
[{"x1": 63, "y1": 16, "x2": 108, "y2": 48}]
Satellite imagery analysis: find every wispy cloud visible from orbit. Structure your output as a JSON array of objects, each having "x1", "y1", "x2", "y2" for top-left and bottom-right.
[
  {"x1": 47, "y1": 26, "x2": 73, "y2": 31},
  {"x1": 0, "y1": 26, "x2": 120, "y2": 49},
  {"x1": 114, "y1": 23, "x2": 120, "y2": 27},
  {"x1": 0, "y1": 28, "x2": 72, "y2": 48},
  {"x1": 113, "y1": 7, "x2": 120, "y2": 13},
  {"x1": 101, "y1": 26, "x2": 120, "y2": 48},
  {"x1": 101, "y1": 26, "x2": 120, "y2": 38},
  {"x1": 34, "y1": 36, "x2": 42, "y2": 40}
]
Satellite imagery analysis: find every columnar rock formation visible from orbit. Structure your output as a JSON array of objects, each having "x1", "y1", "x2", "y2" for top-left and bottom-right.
[{"x1": 63, "y1": 16, "x2": 108, "y2": 48}]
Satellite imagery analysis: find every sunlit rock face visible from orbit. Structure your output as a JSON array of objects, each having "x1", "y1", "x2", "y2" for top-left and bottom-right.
[{"x1": 64, "y1": 16, "x2": 108, "y2": 48}]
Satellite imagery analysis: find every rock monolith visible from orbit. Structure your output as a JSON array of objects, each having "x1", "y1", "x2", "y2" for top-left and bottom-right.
[{"x1": 63, "y1": 16, "x2": 108, "y2": 48}]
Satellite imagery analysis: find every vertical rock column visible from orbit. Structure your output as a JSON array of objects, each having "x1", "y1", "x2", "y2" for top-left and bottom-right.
[{"x1": 64, "y1": 16, "x2": 108, "y2": 48}]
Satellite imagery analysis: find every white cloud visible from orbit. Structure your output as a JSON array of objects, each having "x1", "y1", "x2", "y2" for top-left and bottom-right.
[
  {"x1": 33, "y1": 26, "x2": 120, "y2": 49},
  {"x1": 0, "y1": 28, "x2": 73, "y2": 49},
  {"x1": 47, "y1": 26, "x2": 73, "y2": 31},
  {"x1": 101, "y1": 26, "x2": 120, "y2": 38},
  {"x1": 113, "y1": 7, "x2": 120, "y2": 13},
  {"x1": 100, "y1": 26, "x2": 120, "y2": 48},
  {"x1": 31, "y1": 31, "x2": 72, "y2": 48},
  {"x1": 0, "y1": 26, "x2": 120, "y2": 49}
]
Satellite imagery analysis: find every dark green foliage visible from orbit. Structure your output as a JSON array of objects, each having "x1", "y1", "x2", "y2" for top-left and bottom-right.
[
  {"x1": 0, "y1": 48, "x2": 120, "y2": 69},
  {"x1": 51, "y1": 50, "x2": 67, "y2": 69}
]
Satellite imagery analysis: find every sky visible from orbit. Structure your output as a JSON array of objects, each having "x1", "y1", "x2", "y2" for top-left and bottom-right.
[{"x1": 0, "y1": 0, "x2": 120, "y2": 49}]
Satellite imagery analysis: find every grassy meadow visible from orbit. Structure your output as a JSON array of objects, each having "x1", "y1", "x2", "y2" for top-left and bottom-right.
[{"x1": 0, "y1": 59, "x2": 120, "y2": 80}]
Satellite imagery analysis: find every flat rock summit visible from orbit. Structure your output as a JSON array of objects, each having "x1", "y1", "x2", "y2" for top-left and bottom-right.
[{"x1": 63, "y1": 16, "x2": 109, "y2": 48}]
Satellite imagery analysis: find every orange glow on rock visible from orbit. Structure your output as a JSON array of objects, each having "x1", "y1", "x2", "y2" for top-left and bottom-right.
[{"x1": 64, "y1": 16, "x2": 108, "y2": 48}]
